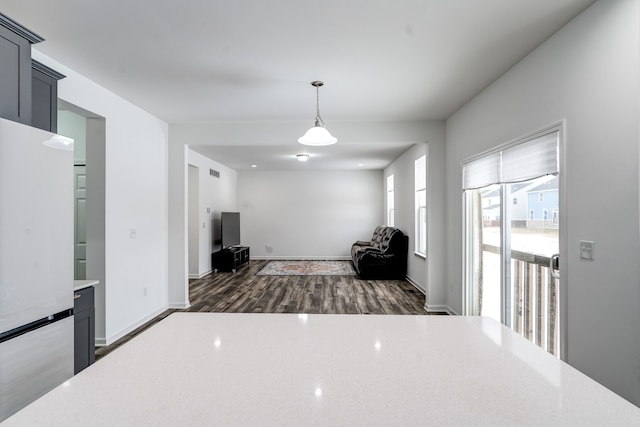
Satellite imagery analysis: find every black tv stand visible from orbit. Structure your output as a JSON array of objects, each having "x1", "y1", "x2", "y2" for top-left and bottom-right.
[{"x1": 212, "y1": 246, "x2": 250, "y2": 272}]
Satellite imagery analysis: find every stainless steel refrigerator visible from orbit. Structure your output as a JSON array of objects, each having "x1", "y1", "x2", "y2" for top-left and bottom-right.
[{"x1": 0, "y1": 117, "x2": 74, "y2": 421}]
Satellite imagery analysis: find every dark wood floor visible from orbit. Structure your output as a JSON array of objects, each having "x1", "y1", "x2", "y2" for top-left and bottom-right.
[{"x1": 95, "y1": 260, "x2": 432, "y2": 361}]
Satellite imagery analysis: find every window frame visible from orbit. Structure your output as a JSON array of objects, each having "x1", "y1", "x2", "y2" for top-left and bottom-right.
[
  {"x1": 386, "y1": 174, "x2": 394, "y2": 226},
  {"x1": 414, "y1": 155, "x2": 427, "y2": 257}
]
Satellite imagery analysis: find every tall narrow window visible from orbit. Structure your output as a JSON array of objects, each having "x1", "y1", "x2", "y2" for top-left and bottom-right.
[
  {"x1": 415, "y1": 155, "x2": 426, "y2": 255},
  {"x1": 386, "y1": 174, "x2": 394, "y2": 226}
]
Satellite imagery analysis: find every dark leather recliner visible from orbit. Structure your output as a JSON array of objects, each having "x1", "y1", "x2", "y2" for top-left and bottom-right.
[{"x1": 351, "y1": 226, "x2": 408, "y2": 279}]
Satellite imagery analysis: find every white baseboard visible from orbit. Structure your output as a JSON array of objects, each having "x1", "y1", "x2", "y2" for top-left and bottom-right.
[
  {"x1": 98, "y1": 306, "x2": 170, "y2": 347},
  {"x1": 405, "y1": 275, "x2": 426, "y2": 295},
  {"x1": 252, "y1": 256, "x2": 351, "y2": 261},
  {"x1": 188, "y1": 269, "x2": 212, "y2": 279},
  {"x1": 424, "y1": 303, "x2": 457, "y2": 315},
  {"x1": 168, "y1": 301, "x2": 190, "y2": 309}
]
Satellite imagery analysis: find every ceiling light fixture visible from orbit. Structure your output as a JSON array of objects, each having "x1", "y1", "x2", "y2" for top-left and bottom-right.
[
  {"x1": 298, "y1": 81, "x2": 337, "y2": 146},
  {"x1": 296, "y1": 154, "x2": 310, "y2": 162}
]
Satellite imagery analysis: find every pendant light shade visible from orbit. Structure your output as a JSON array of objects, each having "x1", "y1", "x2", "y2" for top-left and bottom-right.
[
  {"x1": 298, "y1": 125, "x2": 337, "y2": 146},
  {"x1": 298, "y1": 81, "x2": 337, "y2": 146}
]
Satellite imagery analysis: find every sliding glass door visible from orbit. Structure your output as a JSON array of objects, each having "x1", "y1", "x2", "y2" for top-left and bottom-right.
[
  {"x1": 464, "y1": 184, "x2": 501, "y2": 322},
  {"x1": 463, "y1": 130, "x2": 561, "y2": 356}
]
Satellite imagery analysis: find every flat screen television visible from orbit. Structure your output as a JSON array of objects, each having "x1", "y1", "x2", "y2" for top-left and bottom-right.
[{"x1": 221, "y1": 212, "x2": 241, "y2": 248}]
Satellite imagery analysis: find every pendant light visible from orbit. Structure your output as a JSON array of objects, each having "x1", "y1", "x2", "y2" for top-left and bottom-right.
[{"x1": 298, "y1": 81, "x2": 337, "y2": 146}]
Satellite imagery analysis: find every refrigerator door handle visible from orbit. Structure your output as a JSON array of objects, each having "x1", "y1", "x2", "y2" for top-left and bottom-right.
[{"x1": 0, "y1": 309, "x2": 73, "y2": 345}]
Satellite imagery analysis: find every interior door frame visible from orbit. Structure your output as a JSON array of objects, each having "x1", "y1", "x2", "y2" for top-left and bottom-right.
[{"x1": 557, "y1": 121, "x2": 567, "y2": 362}]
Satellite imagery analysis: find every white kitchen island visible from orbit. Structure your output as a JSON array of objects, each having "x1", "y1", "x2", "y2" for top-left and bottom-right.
[{"x1": 4, "y1": 313, "x2": 640, "y2": 426}]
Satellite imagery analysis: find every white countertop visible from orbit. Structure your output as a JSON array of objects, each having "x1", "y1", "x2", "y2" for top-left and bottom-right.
[
  {"x1": 4, "y1": 313, "x2": 640, "y2": 426},
  {"x1": 73, "y1": 280, "x2": 99, "y2": 291}
]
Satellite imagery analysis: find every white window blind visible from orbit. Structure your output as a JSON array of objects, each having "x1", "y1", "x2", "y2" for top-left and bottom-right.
[
  {"x1": 462, "y1": 153, "x2": 500, "y2": 190},
  {"x1": 502, "y1": 132, "x2": 558, "y2": 183},
  {"x1": 462, "y1": 131, "x2": 558, "y2": 190}
]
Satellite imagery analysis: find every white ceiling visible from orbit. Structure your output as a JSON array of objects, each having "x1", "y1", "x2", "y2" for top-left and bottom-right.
[
  {"x1": 193, "y1": 143, "x2": 411, "y2": 171},
  {"x1": 2, "y1": 0, "x2": 595, "y2": 170}
]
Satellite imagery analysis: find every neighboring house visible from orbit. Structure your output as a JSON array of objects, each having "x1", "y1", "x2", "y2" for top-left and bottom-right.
[
  {"x1": 527, "y1": 180, "x2": 559, "y2": 228},
  {"x1": 481, "y1": 182, "x2": 539, "y2": 225},
  {"x1": 481, "y1": 187, "x2": 500, "y2": 224},
  {"x1": 511, "y1": 182, "x2": 540, "y2": 221}
]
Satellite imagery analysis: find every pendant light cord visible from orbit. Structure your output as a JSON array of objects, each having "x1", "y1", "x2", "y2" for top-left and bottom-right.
[{"x1": 315, "y1": 84, "x2": 325, "y2": 127}]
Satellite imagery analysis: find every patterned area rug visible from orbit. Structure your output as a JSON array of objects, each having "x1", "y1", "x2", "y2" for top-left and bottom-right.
[{"x1": 257, "y1": 260, "x2": 356, "y2": 276}]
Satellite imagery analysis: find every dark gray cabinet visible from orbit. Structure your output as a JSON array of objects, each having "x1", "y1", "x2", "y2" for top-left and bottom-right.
[
  {"x1": 212, "y1": 246, "x2": 250, "y2": 272},
  {"x1": 0, "y1": 13, "x2": 43, "y2": 126},
  {"x1": 74, "y1": 286, "x2": 95, "y2": 374},
  {"x1": 31, "y1": 60, "x2": 65, "y2": 132}
]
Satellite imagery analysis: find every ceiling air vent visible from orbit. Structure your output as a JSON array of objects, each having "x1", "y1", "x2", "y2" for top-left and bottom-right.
[{"x1": 210, "y1": 169, "x2": 220, "y2": 178}]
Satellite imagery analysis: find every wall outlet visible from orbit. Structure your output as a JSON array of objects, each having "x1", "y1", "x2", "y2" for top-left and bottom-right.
[
  {"x1": 129, "y1": 229, "x2": 136, "y2": 238},
  {"x1": 580, "y1": 240, "x2": 594, "y2": 260},
  {"x1": 143, "y1": 287, "x2": 148, "y2": 296}
]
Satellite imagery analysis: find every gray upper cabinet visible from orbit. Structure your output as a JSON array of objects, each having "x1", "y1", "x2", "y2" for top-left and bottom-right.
[
  {"x1": 0, "y1": 13, "x2": 64, "y2": 133},
  {"x1": 31, "y1": 60, "x2": 65, "y2": 133},
  {"x1": 0, "y1": 13, "x2": 44, "y2": 126}
]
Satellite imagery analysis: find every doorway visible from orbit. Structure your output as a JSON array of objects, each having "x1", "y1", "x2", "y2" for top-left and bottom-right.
[
  {"x1": 58, "y1": 101, "x2": 106, "y2": 344},
  {"x1": 188, "y1": 164, "x2": 200, "y2": 278},
  {"x1": 463, "y1": 129, "x2": 562, "y2": 356},
  {"x1": 74, "y1": 165, "x2": 86, "y2": 278}
]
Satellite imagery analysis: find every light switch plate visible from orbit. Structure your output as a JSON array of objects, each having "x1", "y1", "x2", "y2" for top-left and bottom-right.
[{"x1": 580, "y1": 240, "x2": 594, "y2": 260}]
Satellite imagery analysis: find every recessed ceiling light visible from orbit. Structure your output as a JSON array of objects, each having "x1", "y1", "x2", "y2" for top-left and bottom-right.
[
  {"x1": 358, "y1": 163, "x2": 364, "y2": 167},
  {"x1": 296, "y1": 154, "x2": 310, "y2": 162},
  {"x1": 251, "y1": 164, "x2": 257, "y2": 168}
]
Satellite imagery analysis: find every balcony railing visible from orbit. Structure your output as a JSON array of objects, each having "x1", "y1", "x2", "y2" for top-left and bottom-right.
[{"x1": 484, "y1": 244, "x2": 560, "y2": 356}]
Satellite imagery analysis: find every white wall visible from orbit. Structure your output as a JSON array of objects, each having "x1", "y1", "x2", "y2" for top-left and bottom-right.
[
  {"x1": 384, "y1": 144, "x2": 427, "y2": 291},
  {"x1": 383, "y1": 127, "x2": 447, "y2": 309},
  {"x1": 32, "y1": 51, "x2": 170, "y2": 345},
  {"x1": 238, "y1": 170, "x2": 381, "y2": 259},
  {"x1": 187, "y1": 149, "x2": 238, "y2": 277},
  {"x1": 188, "y1": 165, "x2": 199, "y2": 277},
  {"x1": 445, "y1": 0, "x2": 639, "y2": 405},
  {"x1": 426, "y1": 134, "x2": 447, "y2": 312}
]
